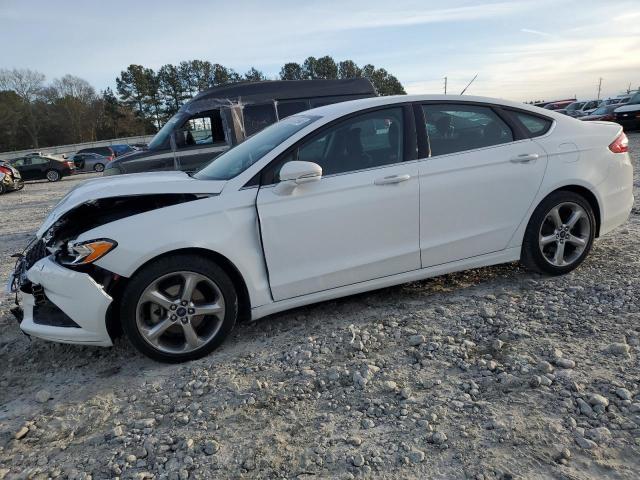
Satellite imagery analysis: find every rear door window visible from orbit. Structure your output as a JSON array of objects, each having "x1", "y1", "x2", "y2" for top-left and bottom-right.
[{"x1": 422, "y1": 104, "x2": 514, "y2": 156}]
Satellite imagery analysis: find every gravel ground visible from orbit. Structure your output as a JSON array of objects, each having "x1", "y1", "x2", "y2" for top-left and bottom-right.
[{"x1": 0, "y1": 134, "x2": 639, "y2": 480}]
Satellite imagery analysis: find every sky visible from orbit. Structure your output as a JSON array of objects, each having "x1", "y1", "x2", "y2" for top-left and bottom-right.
[{"x1": 1, "y1": 0, "x2": 639, "y2": 102}]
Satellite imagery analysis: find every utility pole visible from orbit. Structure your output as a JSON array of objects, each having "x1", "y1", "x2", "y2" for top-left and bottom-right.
[
  {"x1": 596, "y1": 77, "x2": 602, "y2": 100},
  {"x1": 444, "y1": 76, "x2": 447, "y2": 94}
]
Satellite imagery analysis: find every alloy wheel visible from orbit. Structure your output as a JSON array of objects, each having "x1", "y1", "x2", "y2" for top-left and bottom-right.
[
  {"x1": 46, "y1": 170, "x2": 60, "y2": 181},
  {"x1": 135, "y1": 271, "x2": 226, "y2": 354},
  {"x1": 538, "y1": 202, "x2": 591, "y2": 267}
]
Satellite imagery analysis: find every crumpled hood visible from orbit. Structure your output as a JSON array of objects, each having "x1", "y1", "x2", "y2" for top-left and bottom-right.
[{"x1": 37, "y1": 171, "x2": 226, "y2": 237}]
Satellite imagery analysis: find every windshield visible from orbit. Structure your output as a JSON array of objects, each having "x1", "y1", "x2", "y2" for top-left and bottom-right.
[
  {"x1": 591, "y1": 105, "x2": 608, "y2": 115},
  {"x1": 194, "y1": 114, "x2": 320, "y2": 181},
  {"x1": 147, "y1": 113, "x2": 187, "y2": 150},
  {"x1": 566, "y1": 102, "x2": 584, "y2": 111}
]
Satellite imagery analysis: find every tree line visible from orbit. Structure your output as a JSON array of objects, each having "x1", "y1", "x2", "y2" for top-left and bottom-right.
[{"x1": 0, "y1": 56, "x2": 405, "y2": 152}]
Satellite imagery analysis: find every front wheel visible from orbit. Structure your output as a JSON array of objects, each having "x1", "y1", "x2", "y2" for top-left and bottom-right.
[
  {"x1": 120, "y1": 254, "x2": 238, "y2": 362},
  {"x1": 521, "y1": 191, "x2": 595, "y2": 275},
  {"x1": 46, "y1": 169, "x2": 61, "y2": 182},
  {"x1": 94, "y1": 163, "x2": 105, "y2": 172}
]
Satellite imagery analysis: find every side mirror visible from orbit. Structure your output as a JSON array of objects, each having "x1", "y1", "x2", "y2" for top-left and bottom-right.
[
  {"x1": 279, "y1": 161, "x2": 322, "y2": 184},
  {"x1": 274, "y1": 161, "x2": 322, "y2": 195}
]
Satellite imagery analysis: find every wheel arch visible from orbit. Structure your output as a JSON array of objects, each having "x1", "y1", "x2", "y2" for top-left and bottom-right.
[
  {"x1": 552, "y1": 185, "x2": 601, "y2": 237},
  {"x1": 105, "y1": 247, "x2": 252, "y2": 341}
]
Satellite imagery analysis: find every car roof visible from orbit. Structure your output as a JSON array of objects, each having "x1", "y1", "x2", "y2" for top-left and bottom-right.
[
  {"x1": 301, "y1": 94, "x2": 557, "y2": 121},
  {"x1": 191, "y1": 79, "x2": 377, "y2": 105}
]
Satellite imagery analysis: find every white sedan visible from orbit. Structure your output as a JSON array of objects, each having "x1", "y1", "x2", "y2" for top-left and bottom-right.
[{"x1": 8, "y1": 95, "x2": 633, "y2": 362}]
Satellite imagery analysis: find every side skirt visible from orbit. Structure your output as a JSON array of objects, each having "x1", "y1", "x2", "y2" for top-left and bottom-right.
[{"x1": 250, "y1": 247, "x2": 521, "y2": 320}]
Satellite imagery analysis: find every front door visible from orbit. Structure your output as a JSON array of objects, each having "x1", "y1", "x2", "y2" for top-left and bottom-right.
[
  {"x1": 257, "y1": 106, "x2": 421, "y2": 301},
  {"x1": 418, "y1": 103, "x2": 548, "y2": 266}
]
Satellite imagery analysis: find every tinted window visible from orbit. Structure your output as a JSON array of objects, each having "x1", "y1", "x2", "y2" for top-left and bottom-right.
[
  {"x1": 512, "y1": 111, "x2": 552, "y2": 137},
  {"x1": 292, "y1": 107, "x2": 404, "y2": 177},
  {"x1": 31, "y1": 157, "x2": 49, "y2": 165},
  {"x1": 277, "y1": 100, "x2": 309, "y2": 119},
  {"x1": 244, "y1": 104, "x2": 278, "y2": 137},
  {"x1": 422, "y1": 104, "x2": 513, "y2": 156},
  {"x1": 175, "y1": 110, "x2": 226, "y2": 148}
]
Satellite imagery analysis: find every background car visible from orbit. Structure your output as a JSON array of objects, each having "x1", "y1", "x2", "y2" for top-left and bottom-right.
[
  {"x1": 543, "y1": 99, "x2": 576, "y2": 111},
  {"x1": 8, "y1": 155, "x2": 74, "y2": 182},
  {"x1": 579, "y1": 104, "x2": 619, "y2": 122},
  {"x1": 70, "y1": 152, "x2": 111, "y2": 172},
  {"x1": 563, "y1": 99, "x2": 601, "y2": 117},
  {"x1": 614, "y1": 91, "x2": 640, "y2": 131},
  {"x1": 604, "y1": 95, "x2": 631, "y2": 106},
  {"x1": 0, "y1": 160, "x2": 24, "y2": 194},
  {"x1": 76, "y1": 146, "x2": 116, "y2": 160}
]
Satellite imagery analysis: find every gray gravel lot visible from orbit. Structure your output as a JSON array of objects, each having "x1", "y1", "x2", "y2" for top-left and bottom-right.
[{"x1": 0, "y1": 134, "x2": 639, "y2": 479}]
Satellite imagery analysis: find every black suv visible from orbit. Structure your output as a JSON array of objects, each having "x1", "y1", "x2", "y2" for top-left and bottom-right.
[{"x1": 9, "y1": 156, "x2": 75, "y2": 182}]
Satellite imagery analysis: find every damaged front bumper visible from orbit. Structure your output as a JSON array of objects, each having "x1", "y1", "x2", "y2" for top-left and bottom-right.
[{"x1": 14, "y1": 256, "x2": 114, "y2": 346}]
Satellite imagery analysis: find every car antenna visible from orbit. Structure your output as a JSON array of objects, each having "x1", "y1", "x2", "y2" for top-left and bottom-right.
[{"x1": 460, "y1": 74, "x2": 478, "y2": 95}]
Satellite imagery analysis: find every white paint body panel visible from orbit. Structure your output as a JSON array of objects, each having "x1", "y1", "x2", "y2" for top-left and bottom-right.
[
  {"x1": 18, "y1": 95, "x2": 633, "y2": 346},
  {"x1": 257, "y1": 162, "x2": 421, "y2": 300}
]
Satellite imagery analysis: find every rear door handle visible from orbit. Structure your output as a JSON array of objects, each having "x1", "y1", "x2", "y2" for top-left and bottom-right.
[
  {"x1": 374, "y1": 174, "x2": 411, "y2": 185},
  {"x1": 510, "y1": 153, "x2": 539, "y2": 163}
]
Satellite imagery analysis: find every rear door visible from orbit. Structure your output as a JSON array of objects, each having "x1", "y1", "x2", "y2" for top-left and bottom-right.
[
  {"x1": 257, "y1": 105, "x2": 421, "y2": 300},
  {"x1": 417, "y1": 103, "x2": 548, "y2": 267}
]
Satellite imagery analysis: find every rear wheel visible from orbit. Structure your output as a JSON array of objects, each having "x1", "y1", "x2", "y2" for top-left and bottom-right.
[
  {"x1": 0, "y1": 182, "x2": 5, "y2": 194},
  {"x1": 521, "y1": 191, "x2": 595, "y2": 275},
  {"x1": 46, "y1": 169, "x2": 61, "y2": 182},
  {"x1": 120, "y1": 254, "x2": 238, "y2": 362},
  {"x1": 94, "y1": 163, "x2": 105, "y2": 172}
]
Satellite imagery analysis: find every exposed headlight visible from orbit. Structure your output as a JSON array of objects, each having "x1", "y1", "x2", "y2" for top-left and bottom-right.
[{"x1": 61, "y1": 239, "x2": 117, "y2": 266}]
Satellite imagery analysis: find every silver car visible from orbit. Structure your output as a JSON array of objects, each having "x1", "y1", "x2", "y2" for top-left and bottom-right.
[{"x1": 70, "y1": 152, "x2": 110, "y2": 173}]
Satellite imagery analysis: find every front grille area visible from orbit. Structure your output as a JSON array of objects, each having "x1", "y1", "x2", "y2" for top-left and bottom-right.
[
  {"x1": 33, "y1": 295, "x2": 80, "y2": 328},
  {"x1": 24, "y1": 240, "x2": 48, "y2": 269}
]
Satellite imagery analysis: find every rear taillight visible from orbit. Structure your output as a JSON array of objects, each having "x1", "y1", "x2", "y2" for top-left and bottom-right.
[
  {"x1": 0, "y1": 166, "x2": 10, "y2": 175},
  {"x1": 609, "y1": 132, "x2": 629, "y2": 154},
  {"x1": 107, "y1": 155, "x2": 114, "y2": 161},
  {"x1": 66, "y1": 161, "x2": 75, "y2": 168}
]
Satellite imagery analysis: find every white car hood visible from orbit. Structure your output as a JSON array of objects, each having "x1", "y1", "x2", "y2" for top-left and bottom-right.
[
  {"x1": 37, "y1": 171, "x2": 226, "y2": 237},
  {"x1": 614, "y1": 103, "x2": 640, "y2": 113}
]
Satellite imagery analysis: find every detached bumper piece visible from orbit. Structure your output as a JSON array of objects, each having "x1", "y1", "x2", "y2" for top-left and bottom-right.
[{"x1": 19, "y1": 256, "x2": 114, "y2": 346}]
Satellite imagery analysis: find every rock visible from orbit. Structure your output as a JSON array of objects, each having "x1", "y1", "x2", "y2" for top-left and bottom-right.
[
  {"x1": 575, "y1": 436, "x2": 598, "y2": 450},
  {"x1": 408, "y1": 449, "x2": 425, "y2": 463},
  {"x1": 203, "y1": 440, "x2": 220, "y2": 455},
  {"x1": 555, "y1": 358, "x2": 575, "y2": 369},
  {"x1": 408, "y1": 335, "x2": 426, "y2": 346},
  {"x1": 586, "y1": 427, "x2": 611, "y2": 444},
  {"x1": 616, "y1": 388, "x2": 633, "y2": 401},
  {"x1": 361, "y1": 419, "x2": 375, "y2": 429},
  {"x1": 352, "y1": 454, "x2": 365, "y2": 467},
  {"x1": 430, "y1": 431, "x2": 448, "y2": 445},
  {"x1": 135, "y1": 418, "x2": 156, "y2": 429},
  {"x1": 588, "y1": 394, "x2": 609, "y2": 408},
  {"x1": 348, "y1": 436, "x2": 363, "y2": 446},
  {"x1": 576, "y1": 398, "x2": 593, "y2": 416},
  {"x1": 491, "y1": 339, "x2": 504, "y2": 351},
  {"x1": 529, "y1": 375, "x2": 542, "y2": 388},
  {"x1": 606, "y1": 343, "x2": 630, "y2": 356},
  {"x1": 538, "y1": 361, "x2": 554, "y2": 373},
  {"x1": 35, "y1": 389, "x2": 51, "y2": 403},
  {"x1": 14, "y1": 426, "x2": 29, "y2": 440},
  {"x1": 112, "y1": 425, "x2": 125, "y2": 437},
  {"x1": 382, "y1": 380, "x2": 398, "y2": 392}
]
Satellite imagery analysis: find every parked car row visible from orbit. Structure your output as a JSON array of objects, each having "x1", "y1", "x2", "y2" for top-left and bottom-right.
[{"x1": 0, "y1": 143, "x2": 141, "y2": 194}]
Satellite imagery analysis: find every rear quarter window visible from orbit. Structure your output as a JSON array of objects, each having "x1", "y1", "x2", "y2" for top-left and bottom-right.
[{"x1": 511, "y1": 111, "x2": 552, "y2": 137}]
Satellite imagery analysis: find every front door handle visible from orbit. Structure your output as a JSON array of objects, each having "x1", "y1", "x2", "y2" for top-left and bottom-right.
[
  {"x1": 374, "y1": 174, "x2": 411, "y2": 185},
  {"x1": 510, "y1": 153, "x2": 539, "y2": 163}
]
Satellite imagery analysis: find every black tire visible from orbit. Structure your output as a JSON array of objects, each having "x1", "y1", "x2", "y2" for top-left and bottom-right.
[
  {"x1": 521, "y1": 190, "x2": 596, "y2": 275},
  {"x1": 0, "y1": 182, "x2": 5, "y2": 195},
  {"x1": 120, "y1": 254, "x2": 238, "y2": 362},
  {"x1": 46, "y1": 169, "x2": 61, "y2": 182},
  {"x1": 94, "y1": 163, "x2": 105, "y2": 172}
]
